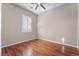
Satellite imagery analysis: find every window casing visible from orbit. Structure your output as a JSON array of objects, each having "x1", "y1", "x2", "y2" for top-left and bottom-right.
[{"x1": 22, "y1": 14, "x2": 32, "y2": 32}]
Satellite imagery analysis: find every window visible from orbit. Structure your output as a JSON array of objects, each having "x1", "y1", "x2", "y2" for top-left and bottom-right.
[{"x1": 22, "y1": 14, "x2": 32, "y2": 32}]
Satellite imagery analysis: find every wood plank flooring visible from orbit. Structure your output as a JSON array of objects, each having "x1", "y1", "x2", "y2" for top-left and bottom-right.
[{"x1": 2, "y1": 39, "x2": 79, "y2": 56}]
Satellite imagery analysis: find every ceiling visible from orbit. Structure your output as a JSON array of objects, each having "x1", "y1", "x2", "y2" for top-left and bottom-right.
[{"x1": 14, "y1": 3, "x2": 64, "y2": 15}]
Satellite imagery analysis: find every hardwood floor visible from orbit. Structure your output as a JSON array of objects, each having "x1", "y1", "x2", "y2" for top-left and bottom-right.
[{"x1": 2, "y1": 39, "x2": 79, "y2": 56}]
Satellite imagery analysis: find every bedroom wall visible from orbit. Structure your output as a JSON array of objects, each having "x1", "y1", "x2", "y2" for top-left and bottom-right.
[
  {"x1": 0, "y1": 3, "x2": 1, "y2": 55},
  {"x1": 77, "y1": 4, "x2": 79, "y2": 48},
  {"x1": 2, "y1": 3, "x2": 78, "y2": 48},
  {"x1": 38, "y1": 3, "x2": 77, "y2": 47},
  {"x1": 2, "y1": 4, "x2": 37, "y2": 47}
]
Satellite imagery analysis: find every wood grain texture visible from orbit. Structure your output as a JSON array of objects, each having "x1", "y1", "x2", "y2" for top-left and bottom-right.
[{"x1": 2, "y1": 39, "x2": 79, "y2": 56}]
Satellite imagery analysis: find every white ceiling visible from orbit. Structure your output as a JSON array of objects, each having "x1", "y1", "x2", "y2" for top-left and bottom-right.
[{"x1": 14, "y1": 3, "x2": 64, "y2": 15}]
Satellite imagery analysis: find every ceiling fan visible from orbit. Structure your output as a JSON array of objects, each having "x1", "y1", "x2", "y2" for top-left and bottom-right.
[{"x1": 31, "y1": 3, "x2": 46, "y2": 10}]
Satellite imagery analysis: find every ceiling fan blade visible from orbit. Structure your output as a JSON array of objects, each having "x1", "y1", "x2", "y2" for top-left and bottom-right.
[
  {"x1": 40, "y1": 4, "x2": 46, "y2": 10},
  {"x1": 35, "y1": 4, "x2": 39, "y2": 10}
]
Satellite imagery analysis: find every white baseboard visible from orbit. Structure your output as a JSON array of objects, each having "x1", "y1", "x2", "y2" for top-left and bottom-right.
[
  {"x1": 2, "y1": 39, "x2": 34, "y2": 48},
  {"x1": 40, "y1": 39, "x2": 79, "y2": 49},
  {"x1": 2, "y1": 38, "x2": 79, "y2": 49}
]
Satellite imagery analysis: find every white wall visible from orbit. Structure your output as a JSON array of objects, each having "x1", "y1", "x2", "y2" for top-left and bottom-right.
[
  {"x1": 77, "y1": 4, "x2": 79, "y2": 47},
  {"x1": 0, "y1": 3, "x2": 1, "y2": 55},
  {"x1": 2, "y1": 4, "x2": 37, "y2": 47},
  {"x1": 38, "y1": 4, "x2": 77, "y2": 47},
  {"x1": 2, "y1": 3, "x2": 78, "y2": 48}
]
